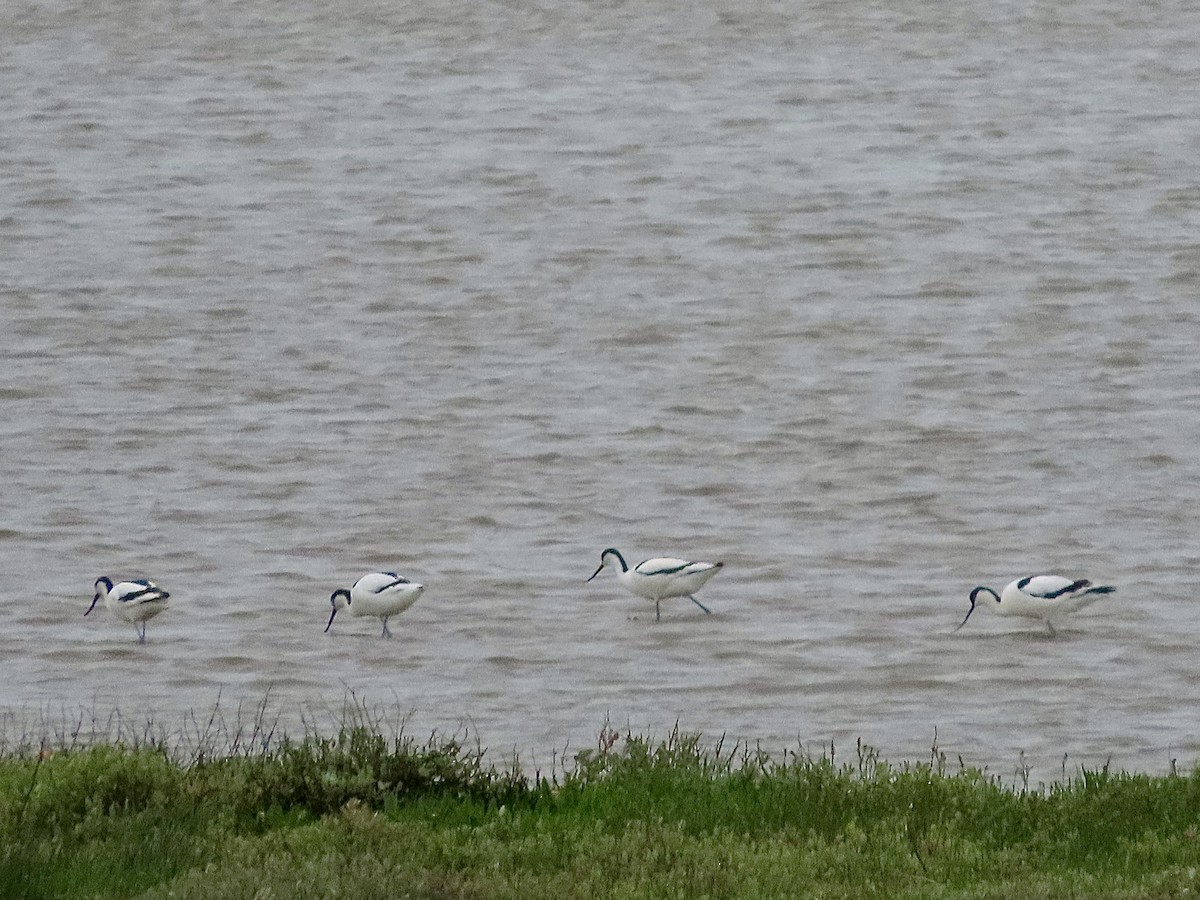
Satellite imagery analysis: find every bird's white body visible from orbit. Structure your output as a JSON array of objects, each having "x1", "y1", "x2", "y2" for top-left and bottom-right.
[
  {"x1": 957, "y1": 575, "x2": 1115, "y2": 635},
  {"x1": 86, "y1": 577, "x2": 170, "y2": 643},
  {"x1": 588, "y1": 548, "x2": 722, "y2": 621},
  {"x1": 326, "y1": 572, "x2": 424, "y2": 638}
]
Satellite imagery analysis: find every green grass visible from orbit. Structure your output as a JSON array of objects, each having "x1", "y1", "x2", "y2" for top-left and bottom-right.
[{"x1": 1, "y1": 710, "x2": 1199, "y2": 899}]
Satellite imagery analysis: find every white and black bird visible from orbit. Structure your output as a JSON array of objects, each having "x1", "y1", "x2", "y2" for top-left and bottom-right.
[
  {"x1": 86, "y1": 576, "x2": 170, "y2": 644},
  {"x1": 325, "y1": 572, "x2": 424, "y2": 638},
  {"x1": 956, "y1": 575, "x2": 1115, "y2": 636},
  {"x1": 587, "y1": 548, "x2": 723, "y2": 621}
]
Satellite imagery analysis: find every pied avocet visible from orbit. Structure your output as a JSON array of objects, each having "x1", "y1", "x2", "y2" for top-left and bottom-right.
[
  {"x1": 587, "y1": 548, "x2": 723, "y2": 621},
  {"x1": 86, "y1": 576, "x2": 170, "y2": 644},
  {"x1": 325, "y1": 572, "x2": 424, "y2": 638},
  {"x1": 956, "y1": 575, "x2": 1115, "y2": 636}
]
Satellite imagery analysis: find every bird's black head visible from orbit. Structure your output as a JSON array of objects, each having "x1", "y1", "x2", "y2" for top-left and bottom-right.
[
  {"x1": 86, "y1": 576, "x2": 113, "y2": 616},
  {"x1": 325, "y1": 588, "x2": 352, "y2": 632},
  {"x1": 588, "y1": 548, "x2": 628, "y2": 581},
  {"x1": 955, "y1": 586, "x2": 1000, "y2": 632},
  {"x1": 600, "y1": 548, "x2": 627, "y2": 570}
]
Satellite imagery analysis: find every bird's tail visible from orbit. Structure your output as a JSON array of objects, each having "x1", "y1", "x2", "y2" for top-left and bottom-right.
[{"x1": 1071, "y1": 583, "x2": 1115, "y2": 611}]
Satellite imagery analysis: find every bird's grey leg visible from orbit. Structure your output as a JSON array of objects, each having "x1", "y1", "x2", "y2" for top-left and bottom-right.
[
  {"x1": 137, "y1": 622, "x2": 146, "y2": 644},
  {"x1": 655, "y1": 601, "x2": 661, "y2": 622},
  {"x1": 688, "y1": 595, "x2": 711, "y2": 615},
  {"x1": 1045, "y1": 620, "x2": 1057, "y2": 637},
  {"x1": 381, "y1": 618, "x2": 392, "y2": 639}
]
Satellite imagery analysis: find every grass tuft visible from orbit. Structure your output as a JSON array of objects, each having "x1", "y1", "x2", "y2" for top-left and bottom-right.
[{"x1": 1, "y1": 702, "x2": 1198, "y2": 898}]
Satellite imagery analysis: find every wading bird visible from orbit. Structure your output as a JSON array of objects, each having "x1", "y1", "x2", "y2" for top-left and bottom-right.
[
  {"x1": 325, "y1": 572, "x2": 424, "y2": 638},
  {"x1": 956, "y1": 575, "x2": 1114, "y2": 636},
  {"x1": 587, "y1": 548, "x2": 723, "y2": 621},
  {"x1": 86, "y1": 577, "x2": 170, "y2": 644}
]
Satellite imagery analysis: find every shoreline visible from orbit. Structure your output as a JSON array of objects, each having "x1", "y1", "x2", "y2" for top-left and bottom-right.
[{"x1": 3, "y1": 715, "x2": 1199, "y2": 898}]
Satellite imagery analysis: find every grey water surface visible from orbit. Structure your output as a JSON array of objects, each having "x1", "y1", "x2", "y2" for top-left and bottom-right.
[{"x1": 3, "y1": 0, "x2": 1200, "y2": 781}]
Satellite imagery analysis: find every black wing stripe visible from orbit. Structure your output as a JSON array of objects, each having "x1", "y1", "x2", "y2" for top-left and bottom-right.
[
  {"x1": 118, "y1": 587, "x2": 165, "y2": 603},
  {"x1": 638, "y1": 562, "x2": 696, "y2": 576},
  {"x1": 1044, "y1": 579, "x2": 1089, "y2": 598},
  {"x1": 372, "y1": 576, "x2": 410, "y2": 593}
]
